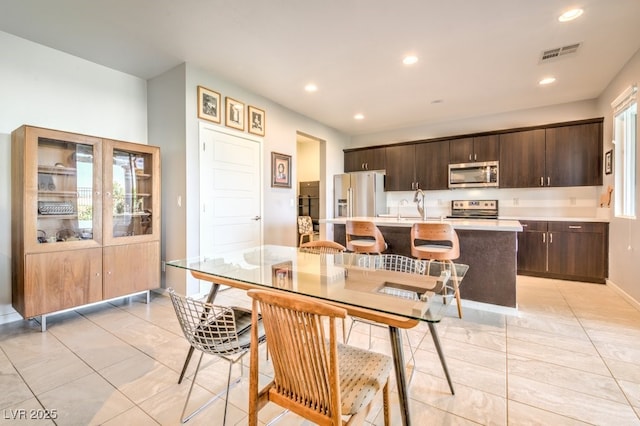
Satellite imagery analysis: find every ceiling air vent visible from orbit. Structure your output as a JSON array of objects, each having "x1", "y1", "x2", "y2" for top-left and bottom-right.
[{"x1": 539, "y1": 42, "x2": 581, "y2": 63}]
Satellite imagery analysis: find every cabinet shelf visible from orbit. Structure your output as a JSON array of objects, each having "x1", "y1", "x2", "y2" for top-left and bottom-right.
[
  {"x1": 38, "y1": 165, "x2": 77, "y2": 175},
  {"x1": 37, "y1": 214, "x2": 78, "y2": 219},
  {"x1": 38, "y1": 191, "x2": 78, "y2": 197},
  {"x1": 113, "y1": 212, "x2": 151, "y2": 217}
]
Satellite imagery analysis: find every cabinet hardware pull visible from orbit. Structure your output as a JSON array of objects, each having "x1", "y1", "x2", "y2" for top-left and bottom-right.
[
  {"x1": 568, "y1": 225, "x2": 582, "y2": 229},
  {"x1": 474, "y1": 153, "x2": 477, "y2": 161},
  {"x1": 550, "y1": 233, "x2": 553, "y2": 243},
  {"x1": 547, "y1": 177, "x2": 550, "y2": 186},
  {"x1": 542, "y1": 233, "x2": 545, "y2": 243},
  {"x1": 468, "y1": 153, "x2": 472, "y2": 161},
  {"x1": 252, "y1": 216, "x2": 262, "y2": 221},
  {"x1": 540, "y1": 177, "x2": 544, "y2": 186}
]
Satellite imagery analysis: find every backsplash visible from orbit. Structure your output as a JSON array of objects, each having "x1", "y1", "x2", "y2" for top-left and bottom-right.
[{"x1": 386, "y1": 186, "x2": 604, "y2": 219}]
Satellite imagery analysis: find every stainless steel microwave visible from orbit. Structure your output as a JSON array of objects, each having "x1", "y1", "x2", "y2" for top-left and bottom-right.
[{"x1": 448, "y1": 161, "x2": 499, "y2": 188}]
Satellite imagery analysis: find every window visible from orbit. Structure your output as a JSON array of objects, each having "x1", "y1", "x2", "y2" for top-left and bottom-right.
[{"x1": 612, "y1": 85, "x2": 637, "y2": 218}]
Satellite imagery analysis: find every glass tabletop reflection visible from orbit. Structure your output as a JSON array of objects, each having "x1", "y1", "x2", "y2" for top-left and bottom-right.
[{"x1": 166, "y1": 245, "x2": 468, "y2": 323}]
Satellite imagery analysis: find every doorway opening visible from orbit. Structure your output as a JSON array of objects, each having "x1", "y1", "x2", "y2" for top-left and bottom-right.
[{"x1": 296, "y1": 132, "x2": 325, "y2": 244}]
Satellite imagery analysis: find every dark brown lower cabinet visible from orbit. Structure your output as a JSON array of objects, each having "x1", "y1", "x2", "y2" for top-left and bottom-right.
[{"x1": 517, "y1": 221, "x2": 608, "y2": 283}]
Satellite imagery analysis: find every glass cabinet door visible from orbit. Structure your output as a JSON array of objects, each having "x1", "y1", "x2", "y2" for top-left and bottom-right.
[
  {"x1": 35, "y1": 135, "x2": 100, "y2": 247},
  {"x1": 104, "y1": 140, "x2": 160, "y2": 245}
]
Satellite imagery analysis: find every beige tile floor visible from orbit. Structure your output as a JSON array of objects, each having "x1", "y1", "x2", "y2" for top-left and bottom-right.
[{"x1": 1, "y1": 275, "x2": 640, "y2": 425}]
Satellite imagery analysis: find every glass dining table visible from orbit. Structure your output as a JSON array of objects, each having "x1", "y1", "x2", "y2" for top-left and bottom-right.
[{"x1": 167, "y1": 245, "x2": 468, "y2": 426}]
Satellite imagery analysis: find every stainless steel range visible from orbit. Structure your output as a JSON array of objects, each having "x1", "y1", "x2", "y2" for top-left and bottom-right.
[{"x1": 449, "y1": 200, "x2": 498, "y2": 219}]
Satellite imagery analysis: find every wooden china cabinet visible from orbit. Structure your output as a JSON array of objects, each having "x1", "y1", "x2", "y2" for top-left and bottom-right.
[{"x1": 11, "y1": 125, "x2": 161, "y2": 329}]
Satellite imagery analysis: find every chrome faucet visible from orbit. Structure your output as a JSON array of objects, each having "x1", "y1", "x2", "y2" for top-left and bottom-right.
[{"x1": 413, "y1": 189, "x2": 427, "y2": 220}]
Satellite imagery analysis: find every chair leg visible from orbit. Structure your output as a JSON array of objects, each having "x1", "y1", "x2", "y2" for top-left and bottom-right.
[
  {"x1": 382, "y1": 379, "x2": 390, "y2": 426},
  {"x1": 180, "y1": 351, "x2": 244, "y2": 423},
  {"x1": 448, "y1": 260, "x2": 462, "y2": 318}
]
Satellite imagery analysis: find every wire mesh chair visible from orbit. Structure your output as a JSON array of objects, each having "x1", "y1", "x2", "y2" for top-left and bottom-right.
[
  {"x1": 345, "y1": 254, "x2": 426, "y2": 379},
  {"x1": 168, "y1": 288, "x2": 266, "y2": 424}
]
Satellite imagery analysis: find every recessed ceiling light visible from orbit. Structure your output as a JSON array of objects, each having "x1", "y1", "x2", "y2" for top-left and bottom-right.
[
  {"x1": 558, "y1": 8, "x2": 583, "y2": 22},
  {"x1": 354, "y1": 113, "x2": 365, "y2": 120},
  {"x1": 304, "y1": 83, "x2": 318, "y2": 92},
  {"x1": 539, "y1": 77, "x2": 557, "y2": 85},
  {"x1": 403, "y1": 55, "x2": 418, "y2": 65}
]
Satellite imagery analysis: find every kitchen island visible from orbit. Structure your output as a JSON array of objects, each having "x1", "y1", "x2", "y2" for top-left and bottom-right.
[{"x1": 325, "y1": 217, "x2": 523, "y2": 308}]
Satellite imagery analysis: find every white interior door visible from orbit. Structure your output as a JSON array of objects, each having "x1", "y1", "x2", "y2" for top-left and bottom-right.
[{"x1": 199, "y1": 124, "x2": 262, "y2": 262}]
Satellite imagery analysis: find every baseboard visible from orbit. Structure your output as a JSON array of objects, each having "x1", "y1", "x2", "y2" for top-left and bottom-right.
[
  {"x1": 459, "y1": 298, "x2": 519, "y2": 316},
  {"x1": 606, "y1": 279, "x2": 640, "y2": 310},
  {"x1": 0, "y1": 311, "x2": 24, "y2": 326}
]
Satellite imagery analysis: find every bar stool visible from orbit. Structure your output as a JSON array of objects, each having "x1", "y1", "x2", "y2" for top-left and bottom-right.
[
  {"x1": 345, "y1": 220, "x2": 387, "y2": 254},
  {"x1": 410, "y1": 222, "x2": 463, "y2": 318}
]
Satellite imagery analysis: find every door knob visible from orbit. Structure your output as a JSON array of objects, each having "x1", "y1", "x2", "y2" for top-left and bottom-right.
[{"x1": 252, "y1": 216, "x2": 261, "y2": 221}]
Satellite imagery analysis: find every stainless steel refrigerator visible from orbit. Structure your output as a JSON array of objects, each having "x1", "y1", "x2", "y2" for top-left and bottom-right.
[{"x1": 334, "y1": 171, "x2": 387, "y2": 217}]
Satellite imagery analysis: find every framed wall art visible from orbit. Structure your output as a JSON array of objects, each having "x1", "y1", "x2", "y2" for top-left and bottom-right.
[
  {"x1": 248, "y1": 105, "x2": 266, "y2": 136},
  {"x1": 271, "y1": 152, "x2": 291, "y2": 188},
  {"x1": 605, "y1": 149, "x2": 613, "y2": 175},
  {"x1": 225, "y1": 97, "x2": 245, "y2": 131},
  {"x1": 197, "y1": 86, "x2": 221, "y2": 123}
]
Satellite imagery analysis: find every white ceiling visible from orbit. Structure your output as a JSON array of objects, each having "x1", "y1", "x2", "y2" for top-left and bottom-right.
[{"x1": 1, "y1": 0, "x2": 639, "y2": 136}]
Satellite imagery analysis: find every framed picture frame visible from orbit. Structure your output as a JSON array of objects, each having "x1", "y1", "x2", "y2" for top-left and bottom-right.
[
  {"x1": 248, "y1": 105, "x2": 266, "y2": 136},
  {"x1": 197, "y1": 86, "x2": 221, "y2": 123},
  {"x1": 605, "y1": 149, "x2": 613, "y2": 175},
  {"x1": 271, "y1": 152, "x2": 291, "y2": 188},
  {"x1": 225, "y1": 97, "x2": 245, "y2": 131},
  {"x1": 272, "y1": 261, "x2": 293, "y2": 289}
]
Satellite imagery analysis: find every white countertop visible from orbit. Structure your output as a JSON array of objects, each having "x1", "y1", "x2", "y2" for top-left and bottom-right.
[{"x1": 323, "y1": 216, "x2": 523, "y2": 232}]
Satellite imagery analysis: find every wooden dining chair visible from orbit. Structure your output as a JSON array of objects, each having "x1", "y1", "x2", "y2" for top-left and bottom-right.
[
  {"x1": 410, "y1": 222, "x2": 463, "y2": 318},
  {"x1": 345, "y1": 220, "x2": 387, "y2": 254},
  {"x1": 247, "y1": 289, "x2": 392, "y2": 426},
  {"x1": 300, "y1": 239, "x2": 347, "y2": 254}
]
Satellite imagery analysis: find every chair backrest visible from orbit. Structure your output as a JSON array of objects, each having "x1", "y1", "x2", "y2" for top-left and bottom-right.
[
  {"x1": 345, "y1": 220, "x2": 386, "y2": 253},
  {"x1": 410, "y1": 222, "x2": 460, "y2": 260},
  {"x1": 168, "y1": 288, "x2": 245, "y2": 356},
  {"x1": 248, "y1": 289, "x2": 346, "y2": 425},
  {"x1": 300, "y1": 240, "x2": 346, "y2": 254},
  {"x1": 297, "y1": 215, "x2": 314, "y2": 234},
  {"x1": 357, "y1": 253, "x2": 426, "y2": 274}
]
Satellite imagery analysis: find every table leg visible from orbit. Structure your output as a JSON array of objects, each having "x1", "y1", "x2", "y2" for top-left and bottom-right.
[
  {"x1": 178, "y1": 283, "x2": 220, "y2": 384},
  {"x1": 388, "y1": 326, "x2": 411, "y2": 426},
  {"x1": 428, "y1": 322, "x2": 455, "y2": 394}
]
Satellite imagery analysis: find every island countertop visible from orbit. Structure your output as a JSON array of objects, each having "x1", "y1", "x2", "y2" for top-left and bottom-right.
[{"x1": 322, "y1": 216, "x2": 523, "y2": 232}]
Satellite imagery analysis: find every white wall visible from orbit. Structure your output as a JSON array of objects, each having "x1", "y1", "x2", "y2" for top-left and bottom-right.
[
  {"x1": 596, "y1": 47, "x2": 640, "y2": 304},
  {"x1": 147, "y1": 63, "x2": 350, "y2": 294},
  {"x1": 0, "y1": 31, "x2": 148, "y2": 324},
  {"x1": 351, "y1": 99, "x2": 599, "y2": 148},
  {"x1": 296, "y1": 141, "x2": 320, "y2": 184}
]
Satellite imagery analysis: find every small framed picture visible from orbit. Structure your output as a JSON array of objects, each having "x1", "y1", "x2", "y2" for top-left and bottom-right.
[
  {"x1": 225, "y1": 97, "x2": 245, "y2": 131},
  {"x1": 248, "y1": 105, "x2": 266, "y2": 136},
  {"x1": 272, "y1": 261, "x2": 293, "y2": 289},
  {"x1": 271, "y1": 152, "x2": 291, "y2": 188},
  {"x1": 197, "y1": 86, "x2": 221, "y2": 123},
  {"x1": 605, "y1": 149, "x2": 613, "y2": 175}
]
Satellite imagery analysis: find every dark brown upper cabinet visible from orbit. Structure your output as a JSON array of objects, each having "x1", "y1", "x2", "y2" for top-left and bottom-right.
[
  {"x1": 344, "y1": 147, "x2": 386, "y2": 172},
  {"x1": 500, "y1": 121, "x2": 602, "y2": 188},
  {"x1": 449, "y1": 135, "x2": 499, "y2": 163}
]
